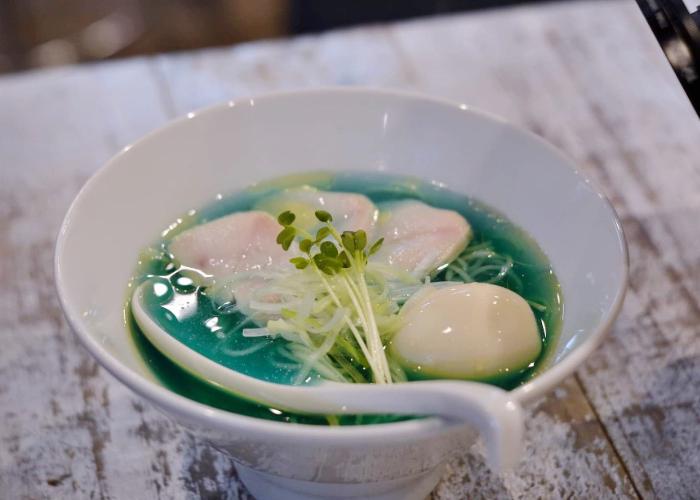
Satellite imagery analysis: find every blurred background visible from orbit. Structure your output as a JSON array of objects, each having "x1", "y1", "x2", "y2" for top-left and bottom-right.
[{"x1": 0, "y1": 0, "x2": 550, "y2": 74}]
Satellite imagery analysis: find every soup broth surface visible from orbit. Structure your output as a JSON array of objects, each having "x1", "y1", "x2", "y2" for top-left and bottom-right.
[{"x1": 128, "y1": 172, "x2": 562, "y2": 425}]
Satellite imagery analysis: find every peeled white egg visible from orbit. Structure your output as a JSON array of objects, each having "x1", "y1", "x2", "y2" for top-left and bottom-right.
[{"x1": 391, "y1": 282, "x2": 542, "y2": 380}]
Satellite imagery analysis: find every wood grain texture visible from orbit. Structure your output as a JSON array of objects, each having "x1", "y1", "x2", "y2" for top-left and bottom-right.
[{"x1": 0, "y1": 0, "x2": 697, "y2": 498}]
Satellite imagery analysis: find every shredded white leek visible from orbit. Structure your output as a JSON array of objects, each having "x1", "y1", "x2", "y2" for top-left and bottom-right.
[{"x1": 217, "y1": 208, "x2": 412, "y2": 384}]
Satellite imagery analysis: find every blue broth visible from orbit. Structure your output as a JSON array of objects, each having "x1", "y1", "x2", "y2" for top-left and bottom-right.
[{"x1": 127, "y1": 172, "x2": 562, "y2": 425}]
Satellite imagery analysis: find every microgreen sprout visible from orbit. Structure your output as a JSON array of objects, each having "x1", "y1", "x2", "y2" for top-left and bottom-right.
[{"x1": 271, "y1": 209, "x2": 398, "y2": 384}]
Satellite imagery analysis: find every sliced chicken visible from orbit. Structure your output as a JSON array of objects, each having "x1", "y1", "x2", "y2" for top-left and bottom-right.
[
  {"x1": 169, "y1": 211, "x2": 293, "y2": 323},
  {"x1": 371, "y1": 200, "x2": 471, "y2": 278},
  {"x1": 167, "y1": 197, "x2": 469, "y2": 323},
  {"x1": 169, "y1": 210, "x2": 289, "y2": 278},
  {"x1": 254, "y1": 186, "x2": 378, "y2": 235}
]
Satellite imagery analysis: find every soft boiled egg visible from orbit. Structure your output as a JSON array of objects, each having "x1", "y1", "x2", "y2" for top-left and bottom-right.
[{"x1": 391, "y1": 282, "x2": 542, "y2": 380}]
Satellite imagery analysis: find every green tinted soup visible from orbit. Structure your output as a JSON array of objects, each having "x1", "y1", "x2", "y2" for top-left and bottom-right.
[{"x1": 127, "y1": 172, "x2": 562, "y2": 426}]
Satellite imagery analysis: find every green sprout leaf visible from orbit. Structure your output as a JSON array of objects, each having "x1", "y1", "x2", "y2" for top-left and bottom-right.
[
  {"x1": 320, "y1": 241, "x2": 339, "y2": 258},
  {"x1": 338, "y1": 251, "x2": 351, "y2": 268},
  {"x1": 368, "y1": 237, "x2": 384, "y2": 256},
  {"x1": 341, "y1": 231, "x2": 356, "y2": 252},
  {"x1": 290, "y1": 256, "x2": 309, "y2": 269},
  {"x1": 315, "y1": 226, "x2": 331, "y2": 242},
  {"x1": 313, "y1": 253, "x2": 341, "y2": 275},
  {"x1": 277, "y1": 210, "x2": 296, "y2": 226},
  {"x1": 276, "y1": 226, "x2": 296, "y2": 250},
  {"x1": 315, "y1": 210, "x2": 333, "y2": 222},
  {"x1": 354, "y1": 230, "x2": 367, "y2": 251},
  {"x1": 299, "y1": 238, "x2": 313, "y2": 253}
]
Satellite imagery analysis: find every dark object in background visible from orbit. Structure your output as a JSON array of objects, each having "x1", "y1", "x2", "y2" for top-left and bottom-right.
[
  {"x1": 0, "y1": 0, "x2": 552, "y2": 75},
  {"x1": 289, "y1": 0, "x2": 547, "y2": 32},
  {"x1": 0, "y1": 0, "x2": 290, "y2": 74},
  {"x1": 637, "y1": 0, "x2": 700, "y2": 116}
]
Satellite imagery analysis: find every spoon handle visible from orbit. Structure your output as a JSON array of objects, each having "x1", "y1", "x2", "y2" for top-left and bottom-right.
[{"x1": 299, "y1": 381, "x2": 523, "y2": 471}]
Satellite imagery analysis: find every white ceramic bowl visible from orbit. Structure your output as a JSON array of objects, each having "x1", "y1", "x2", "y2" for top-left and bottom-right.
[{"x1": 55, "y1": 88, "x2": 627, "y2": 500}]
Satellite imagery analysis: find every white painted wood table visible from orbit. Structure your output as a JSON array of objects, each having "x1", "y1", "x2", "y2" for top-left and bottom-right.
[{"x1": 2, "y1": 1, "x2": 699, "y2": 498}]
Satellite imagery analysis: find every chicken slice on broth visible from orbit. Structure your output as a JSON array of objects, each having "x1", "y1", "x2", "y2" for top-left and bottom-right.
[
  {"x1": 372, "y1": 200, "x2": 472, "y2": 278},
  {"x1": 169, "y1": 211, "x2": 289, "y2": 277},
  {"x1": 168, "y1": 211, "x2": 291, "y2": 321},
  {"x1": 255, "y1": 186, "x2": 378, "y2": 235}
]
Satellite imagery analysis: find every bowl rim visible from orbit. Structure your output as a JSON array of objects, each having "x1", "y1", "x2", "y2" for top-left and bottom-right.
[{"x1": 55, "y1": 86, "x2": 628, "y2": 441}]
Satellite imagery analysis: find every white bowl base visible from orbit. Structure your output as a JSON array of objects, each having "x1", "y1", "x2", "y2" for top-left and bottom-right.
[{"x1": 235, "y1": 462, "x2": 445, "y2": 500}]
